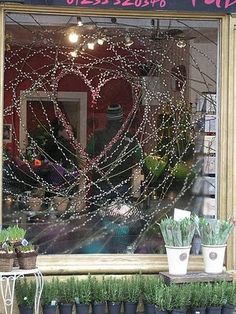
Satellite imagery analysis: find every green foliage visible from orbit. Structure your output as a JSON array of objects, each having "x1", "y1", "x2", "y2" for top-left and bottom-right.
[
  {"x1": 17, "y1": 244, "x2": 35, "y2": 253},
  {"x1": 197, "y1": 218, "x2": 234, "y2": 245},
  {"x1": 57, "y1": 277, "x2": 76, "y2": 304},
  {"x1": 74, "y1": 278, "x2": 92, "y2": 304},
  {"x1": 170, "y1": 284, "x2": 191, "y2": 310},
  {"x1": 41, "y1": 278, "x2": 59, "y2": 306},
  {"x1": 0, "y1": 243, "x2": 14, "y2": 254},
  {"x1": 190, "y1": 283, "x2": 209, "y2": 308},
  {"x1": 6, "y1": 226, "x2": 26, "y2": 242},
  {"x1": 15, "y1": 279, "x2": 36, "y2": 306},
  {"x1": 144, "y1": 155, "x2": 168, "y2": 177},
  {"x1": 221, "y1": 281, "x2": 236, "y2": 306},
  {"x1": 0, "y1": 229, "x2": 8, "y2": 243},
  {"x1": 105, "y1": 277, "x2": 124, "y2": 302},
  {"x1": 152, "y1": 284, "x2": 172, "y2": 311},
  {"x1": 159, "y1": 217, "x2": 196, "y2": 246},
  {"x1": 123, "y1": 275, "x2": 142, "y2": 303},
  {"x1": 206, "y1": 282, "x2": 225, "y2": 307},
  {"x1": 90, "y1": 277, "x2": 108, "y2": 303},
  {"x1": 142, "y1": 276, "x2": 164, "y2": 304},
  {"x1": 161, "y1": 285, "x2": 174, "y2": 311}
]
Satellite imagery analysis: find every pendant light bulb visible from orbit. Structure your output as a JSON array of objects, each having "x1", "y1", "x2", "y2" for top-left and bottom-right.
[
  {"x1": 177, "y1": 40, "x2": 186, "y2": 48},
  {"x1": 124, "y1": 36, "x2": 134, "y2": 47},
  {"x1": 68, "y1": 31, "x2": 79, "y2": 44},
  {"x1": 77, "y1": 17, "x2": 83, "y2": 27},
  {"x1": 87, "y1": 41, "x2": 95, "y2": 50},
  {"x1": 70, "y1": 50, "x2": 78, "y2": 58},
  {"x1": 97, "y1": 38, "x2": 105, "y2": 45}
]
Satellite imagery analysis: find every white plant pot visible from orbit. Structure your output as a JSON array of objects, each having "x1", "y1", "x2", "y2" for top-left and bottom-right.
[
  {"x1": 166, "y1": 245, "x2": 191, "y2": 275},
  {"x1": 202, "y1": 244, "x2": 226, "y2": 274}
]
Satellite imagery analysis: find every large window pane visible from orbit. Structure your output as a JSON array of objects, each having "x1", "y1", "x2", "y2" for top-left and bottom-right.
[{"x1": 2, "y1": 14, "x2": 219, "y2": 254}]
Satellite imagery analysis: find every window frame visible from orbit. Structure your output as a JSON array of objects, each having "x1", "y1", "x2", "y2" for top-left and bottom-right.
[{"x1": 0, "y1": 4, "x2": 235, "y2": 274}]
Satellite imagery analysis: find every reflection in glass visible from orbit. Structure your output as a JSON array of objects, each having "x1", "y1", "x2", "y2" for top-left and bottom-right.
[{"x1": 2, "y1": 14, "x2": 218, "y2": 254}]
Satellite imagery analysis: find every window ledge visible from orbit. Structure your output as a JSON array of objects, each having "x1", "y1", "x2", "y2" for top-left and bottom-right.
[{"x1": 37, "y1": 254, "x2": 204, "y2": 274}]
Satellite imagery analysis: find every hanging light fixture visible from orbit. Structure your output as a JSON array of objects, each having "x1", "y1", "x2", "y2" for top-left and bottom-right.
[
  {"x1": 87, "y1": 41, "x2": 95, "y2": 50},
  {"x1": 68, "y1": 30, "x2": 79, "y2": 44},
  {"x1": 77, "y1": 16, "x2": 83, "y2": 27},
  {"x1": 176, "y1": 39, "x2": 187, "y2": 48},
  {"x1": 68, "y1": 16, "x2": 84, "y2": 44},
  {"x1": 69, "y1": 50, "x2": 78, "y2": 58},
  {"x1": 124, "y1": 36, "x2": 134, "y2": 47},
  {"x1": 97, "y1": 36, "x2": 106, "y2": 45}
]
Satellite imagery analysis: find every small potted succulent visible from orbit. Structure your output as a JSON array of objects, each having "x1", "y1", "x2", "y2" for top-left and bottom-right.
[
  {"x1": 159, "y1": 216, "x2": 196, "y2": 275},
  {"x1": 197, "y1": 217, "x2": 234, "y2": 273},
  {"x1": 16, "y1": 244, "x2": 38, "y2": 269}
]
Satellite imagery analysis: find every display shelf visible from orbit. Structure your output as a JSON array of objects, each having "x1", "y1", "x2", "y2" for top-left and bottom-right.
[
  {"x1": 160, "y1": 271, "x2": 233, "y2": 285},
  {"x1": 0, "y1": 268, "x2": 43, "y2": 314}
]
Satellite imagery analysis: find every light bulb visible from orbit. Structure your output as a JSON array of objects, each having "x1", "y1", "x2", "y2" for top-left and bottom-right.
[
  {"x1": 97, "y1": 38, "x2": 105, "y2": 45},
  {"x1": 77, "y1": 17, "x2": 83, "y2": 27},
  {"x1": 68, "y1": 31, "x2": 79, "y2": 44},
  {"x1": 124, "y1": 36, "x2": 134, "y2": 47},
  {"x1": 177, "y1": 40, "x2": 186, "y2": 48},
  {"x1": 87, "y1": 42, "x2": 95, "y2": 50},
  {"x1": 70, "y1": 50, "x2": 78, "y2": 58}
]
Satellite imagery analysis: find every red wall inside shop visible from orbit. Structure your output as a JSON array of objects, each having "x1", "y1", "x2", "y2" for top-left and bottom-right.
[{"x1": 4, "y1": 45, "x2": 140, "y2": 157}]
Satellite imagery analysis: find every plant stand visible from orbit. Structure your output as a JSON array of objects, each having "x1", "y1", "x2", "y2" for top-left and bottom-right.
[
  {"x1": 159, "y1": 271, "x2": 233, "y2": 285},
  {"x1": 0, "y1": 268, "x2": 44, "y2": 314}
]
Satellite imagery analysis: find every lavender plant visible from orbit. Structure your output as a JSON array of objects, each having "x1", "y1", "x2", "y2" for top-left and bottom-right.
[
  {"x1": 159, "y1": 217, "x2": 196, "y2": 247},
  {"x1": 197, "y1": 218, "x2": 234, "y2": 245}
]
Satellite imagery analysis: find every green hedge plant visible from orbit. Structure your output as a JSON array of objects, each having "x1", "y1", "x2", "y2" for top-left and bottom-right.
[
  {"x1": 41, "y1": 278, "x2": 59, "y2": 306},
  {"x1": 16, "y1": 279, "x2": 36, "y2": 307},
  {"x1": 74, "y1": 277, "x2": 92, "y2": 305},
  {"x1": 171, "y1": 284, "x2": 191, "y2": 311},
  {"x1": 105, "y1": 277, "x2": 124, "y2": 303},
  {"x1": 123, "y1": 275, "x2": 142, "y2": 303},
  {"x1": 142, "y1": 276, "x2": 164, "y2": 305},
  {"x1": 90, "y1": 276, "x2": 108, "y2": 304},
  {"x1": 205, "y1": 282, "x2": 225, "y2": 308},
  {"x1": 57, "y1": 277, "x2": 76, "y2": 305},
  {"x1": 190, "y1": 282, "x2": 209, "y2": 309}
]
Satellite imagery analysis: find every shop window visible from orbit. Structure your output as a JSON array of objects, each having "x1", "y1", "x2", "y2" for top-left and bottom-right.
[{"x1": 2, "y1": 14, "x2": 219, "y2": 255}]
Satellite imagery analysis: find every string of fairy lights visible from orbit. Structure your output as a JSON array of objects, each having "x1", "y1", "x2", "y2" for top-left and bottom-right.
[{"x1": 3, "y1": 14, "x2": 217, "y2": 254}]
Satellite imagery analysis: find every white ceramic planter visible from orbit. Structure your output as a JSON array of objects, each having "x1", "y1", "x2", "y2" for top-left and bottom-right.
[
  {"x1": 166, "y1": 245, "x2": 191, "y2": 275},
  {"x1": 202, "y1": 244, "x2": 226, "y2": 274}
]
